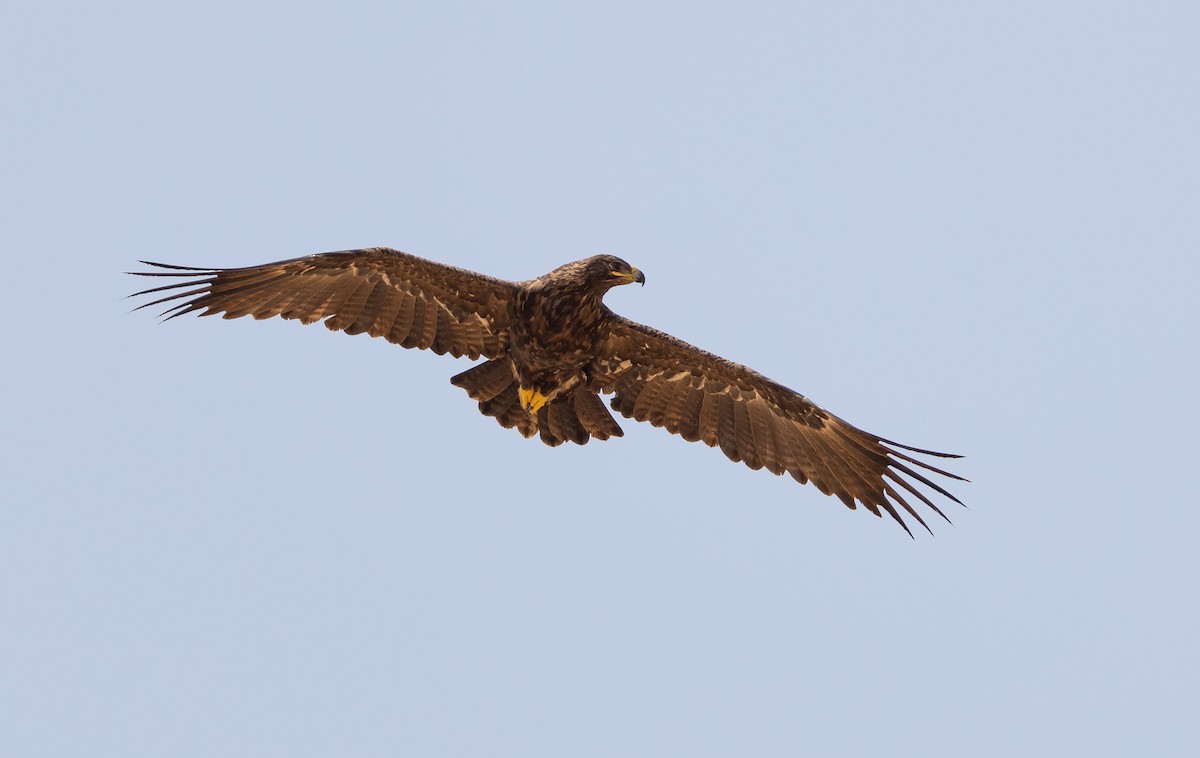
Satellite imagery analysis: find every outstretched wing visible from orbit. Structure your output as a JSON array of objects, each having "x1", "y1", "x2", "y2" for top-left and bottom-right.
[
  {"x1": 128, "y1": 247, "x2": 517, "y2": 360},
  {"x1": 593, "y1": 316, "x2": 965, "y2": 535}
]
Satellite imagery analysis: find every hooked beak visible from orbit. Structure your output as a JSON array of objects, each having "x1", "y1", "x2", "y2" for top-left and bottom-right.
[{"x1": 612, "y1": 268, "x2": 646, "y2": 286}]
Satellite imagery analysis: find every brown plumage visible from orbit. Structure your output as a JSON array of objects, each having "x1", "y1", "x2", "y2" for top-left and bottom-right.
[{"x1": 129, "y1": 247, "x2": 965, "y2": 535}]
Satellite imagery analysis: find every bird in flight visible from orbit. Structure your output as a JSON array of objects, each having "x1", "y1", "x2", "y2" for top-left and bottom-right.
[{"x1": 129, "y1": 248, "x2": 964, "y2": 535}]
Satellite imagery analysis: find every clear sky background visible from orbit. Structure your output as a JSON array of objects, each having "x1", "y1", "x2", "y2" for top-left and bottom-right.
[{"x1": 3, "y1": 2, "x2": 1198, "y2": 756}]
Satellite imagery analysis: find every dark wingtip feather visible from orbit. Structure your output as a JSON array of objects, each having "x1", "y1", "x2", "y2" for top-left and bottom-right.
[
  {"x1": 879, "y1": 502, "x2": 917, "y2": 539},
  {"x1": 135, "y1": 260, "x2": 223, "y2": 272},
  {"x1": 881, "y1": 442, "x2": 969, "y2": 484},
  {"x1": 126, "y1": 263, "x2": 222, "y2": 320},
  {"x1": 878, "y1": 436, "x2": 963, "y2": 459},
  {"x1": 886, "y1": 457, "x2": 964, "y2": 509}
]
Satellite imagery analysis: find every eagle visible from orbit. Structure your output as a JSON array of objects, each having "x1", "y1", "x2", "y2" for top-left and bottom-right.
[{"x1": 129, "y1": 248, "x2": 964, "y2": 535}]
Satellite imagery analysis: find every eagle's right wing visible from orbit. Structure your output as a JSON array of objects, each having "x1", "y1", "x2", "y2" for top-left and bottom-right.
[{"x1": 128, "y1": 247, "x2": 518, "y2": 360}]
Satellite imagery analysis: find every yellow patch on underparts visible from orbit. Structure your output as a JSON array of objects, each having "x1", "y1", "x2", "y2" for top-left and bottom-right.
[{"x1": 518, "y1": 386, "x2": 549, "y2": 414}]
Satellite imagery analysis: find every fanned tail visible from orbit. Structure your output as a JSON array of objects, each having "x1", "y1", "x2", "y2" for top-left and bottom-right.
[{"x1": 450, "y1": 359, "x2": 623, "y2": 446}]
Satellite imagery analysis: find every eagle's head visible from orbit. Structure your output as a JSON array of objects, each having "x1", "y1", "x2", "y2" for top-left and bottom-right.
[{"x1": 572, "y1": 254, "x2": 646, "y2": 290}]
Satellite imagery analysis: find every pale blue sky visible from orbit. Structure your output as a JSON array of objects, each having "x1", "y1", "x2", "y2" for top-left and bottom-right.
[{"x1": 3, "y1": 2, "x2": 1198, "y2": 756}]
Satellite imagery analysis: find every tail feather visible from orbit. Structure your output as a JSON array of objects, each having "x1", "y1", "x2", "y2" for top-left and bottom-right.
[
  {"x1": 573, "y1": 390, "x2": 624, "y2": 441},
  {"x1": 450, "y1": 359, "x2": 624, "y2": 445},
  {"x1": 450, "y1": 358, "x2": 515, "y2": 402}
]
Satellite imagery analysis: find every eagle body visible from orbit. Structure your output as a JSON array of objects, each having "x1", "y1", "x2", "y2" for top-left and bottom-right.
[
  {"x1": 130, "y1": 247, "x2": 964, "y2": 535},
  {"x1": 507, "y1": 256, "x2": 642, "y2": 416}
]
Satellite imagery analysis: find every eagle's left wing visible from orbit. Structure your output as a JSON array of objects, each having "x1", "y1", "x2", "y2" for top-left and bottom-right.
[{"x1": 592, "y1": 315, "x2": 965, "y2": 535}]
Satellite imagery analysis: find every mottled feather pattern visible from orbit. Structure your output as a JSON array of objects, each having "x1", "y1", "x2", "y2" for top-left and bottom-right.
[
  {"x1": 130, "y1": 248, "x2": 963, "y2": 535},
  {"x1": 593, "y1": 316, "x2": 964, "y2": 536},
  {"x1": 129, "y1": 249, "x2": 514, "y2": 360}
]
